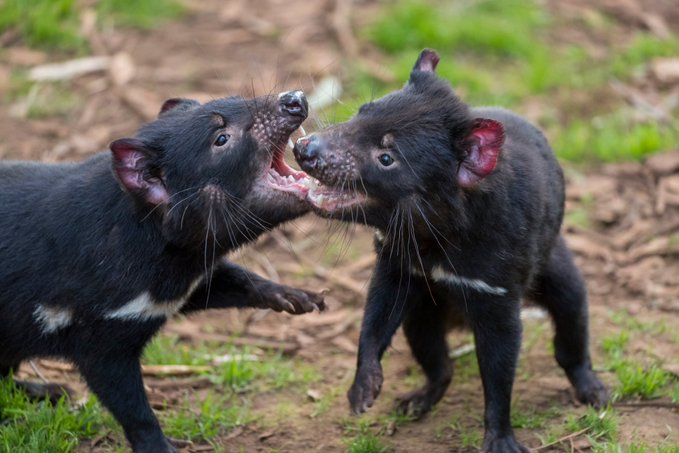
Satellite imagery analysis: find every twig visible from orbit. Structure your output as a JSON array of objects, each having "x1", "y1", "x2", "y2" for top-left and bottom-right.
[
  {"x1": 533, "y1": 427, "x2": 589, "y2": 452},
  {"x1": 614, "y1": 401, "x2": 679, "y2": 410},
  {"x1": 145, "y1": 377, "x2": 213, "y2": 390},
  {"x1": 141, "y1": 364, "x2": 212, "y2": 376},
  {"x1": 28, "y1": 360, "x2": 50, "y2": 384},
  {"x1": 449, "y1": 343, "x2": 475, "y2": 359},
  {"x1": 28, "y1": 56, "x2": 110, "y2": 81}
]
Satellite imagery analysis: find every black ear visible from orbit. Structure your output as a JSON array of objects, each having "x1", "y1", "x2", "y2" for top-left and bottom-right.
[
  {"x1": 457, "y1": 119, "x2": 504, "y2": 188},
  {"x1": 412, "y1": 48, "x2": 440, "y2": 73},
  {"x1": 110, "y1": 138, "x2": 169, "y2": 205},
  {"x1": 158, "y1": 98, "x2": 200, "y2": 117}
]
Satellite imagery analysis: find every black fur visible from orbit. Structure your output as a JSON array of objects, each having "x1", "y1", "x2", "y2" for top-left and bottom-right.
[
  {"x1": 0, "y1": 91, "x2": 324, "y2": 452},
  {"x1": 294, "y1": 49, "x2": 608, "y2": 452}
]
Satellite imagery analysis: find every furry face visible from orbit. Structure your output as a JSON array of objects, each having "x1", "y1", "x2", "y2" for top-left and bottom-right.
[
  {"x1": 112, "y1": 90, "x2": 314, "y2": 250},
  {"x1": 293, "y1": 50, "x2": 503, "y2": 236}
]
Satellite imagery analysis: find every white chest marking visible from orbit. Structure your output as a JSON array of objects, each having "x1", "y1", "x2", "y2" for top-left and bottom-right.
[
  {"x1": 413, "y1": 265, "x2": 508, "y2": 296},
  {"x1": 104, "y1": 277, "x2": 204, "y2": 322},
  {"x1": 34, "y1": 305, "x2": 74, "y2": 334}
]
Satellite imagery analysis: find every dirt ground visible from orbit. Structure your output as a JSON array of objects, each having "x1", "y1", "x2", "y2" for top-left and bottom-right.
[{"x1": 1, "y1": 0, "x2": 678, "y2": 452}]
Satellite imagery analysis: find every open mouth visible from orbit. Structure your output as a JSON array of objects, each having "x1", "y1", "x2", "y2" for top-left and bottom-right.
[
  {"x1": 263, "y1": 126, "x2": 314, "y2": 199},
  {"x1": 263, "y1": 128, "x2": 367, "y2": 211},
  {"x1": 304, "y1": 180, "x2": 367, "y2": 212}
]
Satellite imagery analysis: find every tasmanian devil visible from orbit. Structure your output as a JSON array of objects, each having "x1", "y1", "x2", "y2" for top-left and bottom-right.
[
  {"x1": 293, "y1": 50, "x2": 609, "y2": 452},
  {"x1": 0, "y1": 90, "x2": 325, "y2": 452}
]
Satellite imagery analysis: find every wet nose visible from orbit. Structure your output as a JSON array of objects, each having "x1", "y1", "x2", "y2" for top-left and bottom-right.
[
  {"x1": 293, "y1": 135, "x2": 322, "y2": 172},
  {"x1": 279, "y1": 90, "x2": 308, "y2": 118}
]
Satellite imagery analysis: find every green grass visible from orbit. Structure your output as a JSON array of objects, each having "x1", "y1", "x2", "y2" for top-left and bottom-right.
[
  {"x1": 610, "y1": 33, "x2": 679, "y2": 79},
  {"x1": 460, "y1": 429, "x2": 483, "y2": 449},
  {"x1": 454, "y1": 348, "x2": 480, "y2": 382},
  {"x1": 447, "y1": 414, "x2": 484, "y2": 449},
  {"x1": 609, "y1": 310, "x2": 666, "y2": 335},
  {"x1": 601, "y1": 331, "x2": 630, "y2": 364},
  {"x1": 600, "y1": 331, "x2": 677, "y2": 401},
  {"x1": 0, "y1": 379, "x2": 112, "y2": 453},
  {"x1": 672, "y1": 382, "x2": 679, "y2": 403},
  {"x1": 143, "y1": 334, "x2": 321, "y2": 392},
  {"x1": 553, "y1": 112, "x2": 679, "y2": 163},
  {"x1": 511, "y1": 405, "x2": 561, "y2": 430},
  {"x1": 345, "y1": 433, "x2": 388, "y2": 453},
  {"x1": 615, "y1": 364, "x2": 671, "y2": 400},
  {"x1": 97, "y1": 0, "x2": 184, "y2": 30},
  {"x1": 0, "y1": 0, "x2": 184, "y2": 52},
  {"x1": 0, "y1": 334, "x2": 320, "y2": 449},
  {"x1": 342, "y1": 418, "x2": 389, "y2": 453},
  {"x1": 368, "y1": 0, "x2": 549, "y2": 58},
  {"x1": 160, "y1": 392, "x2": 251, "y2": 442},
  {"x1": 565, "y1": 407, "x2": 618, "y2": 443},
  {"x1": 0, "y1": 0, "x2": 86, "y2": 52}
]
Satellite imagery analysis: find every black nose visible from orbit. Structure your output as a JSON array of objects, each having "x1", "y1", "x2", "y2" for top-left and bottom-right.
[
  {"x1": 293, "y1": 135, "x2": 322, "y2": 171},
  {"x1": 279, "y1": 90, "x2": 308, "y2": 118}
]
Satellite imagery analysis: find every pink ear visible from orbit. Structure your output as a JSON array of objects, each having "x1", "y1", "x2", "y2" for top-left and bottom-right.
[
  {"x1": 110, "y1": 138, "x2": 169, "y2": 205},
  {"x1": 457, "y1": 119, "x2": 504, "y2": 188},
  {"x1": 412, "y1": 48, "x2": 440, "y2": 73}
]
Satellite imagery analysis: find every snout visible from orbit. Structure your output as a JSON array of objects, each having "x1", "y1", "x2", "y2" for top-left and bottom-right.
[
  {"x1": 279, "y1": 90, "x2": 308, "y2": 118},
  {"x1": 293, "y1": 134, "x2": 324, "y2": 173}
]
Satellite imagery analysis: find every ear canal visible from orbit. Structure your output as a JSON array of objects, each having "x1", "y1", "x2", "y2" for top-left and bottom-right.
[
  {"x1": 158, "y1": 98, "x2": 200, "y2": 117},
  {"x1": 110, "y1": 138, "x2": 169, "y2": 205},
  {"x1": 412, "y1": 48, "x2": 440, "y2": 73},
  {"x1": 457, "y1": 119, "x2": 505, "y2": 188}
]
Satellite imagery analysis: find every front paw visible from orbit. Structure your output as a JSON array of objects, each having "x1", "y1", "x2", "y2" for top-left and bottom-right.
[
  {"x1": 571, "y1": 368, "x2": 610, "y2": 408},
  {"x1": 482, "y1": 433, "x2": 530, "y2": 453},
  {"x1": 348, "y1": 363, "x2": 383, "y2": 414},
  {"x1": 254, "y1": 282, "x2": 327, "y2": 314}
]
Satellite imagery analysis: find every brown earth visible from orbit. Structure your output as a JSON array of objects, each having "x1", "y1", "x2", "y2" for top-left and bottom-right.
[{"x1": 1, "y1": 0, "x2": 678, "y2": 452}]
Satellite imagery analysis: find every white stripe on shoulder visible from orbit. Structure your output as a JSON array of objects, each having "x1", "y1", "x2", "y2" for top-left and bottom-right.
[
  {"x1": 34, "y1": 305, "x2": 73, "y2": 334},
  {"x1": 425, "y1": 265, "x2": 508, "y2": 296},
  {"x1": 105, "y1": 276, "x2": 204, "y2": 321}
]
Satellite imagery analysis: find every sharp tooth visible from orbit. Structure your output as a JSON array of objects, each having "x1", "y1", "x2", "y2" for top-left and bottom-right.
[
  {"x1": 287, "y1": 139, "x2": 294, "y2": 149},
  {"x1": 300, "y1": 126, "x2": 307, "y2": 136}
]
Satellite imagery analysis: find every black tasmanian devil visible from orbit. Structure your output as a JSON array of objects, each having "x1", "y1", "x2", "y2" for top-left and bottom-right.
[
  {"x1": 293, "y1": 50, "x2": 609, "y2": 452},
  {"x1": 0, "y1": 90, "x2": 325, "y2": 452}
]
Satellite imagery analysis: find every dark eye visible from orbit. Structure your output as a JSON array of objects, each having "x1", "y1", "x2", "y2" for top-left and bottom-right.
[
  {"x1": 214, "y1": 134, "x2": 230, "y2": 147},
  {"x1": 378, "y1": 153, "x2": 394, "y2": 167}
]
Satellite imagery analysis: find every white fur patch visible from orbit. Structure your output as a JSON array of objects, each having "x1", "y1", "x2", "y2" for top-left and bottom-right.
[
  {"x1": 412, "y1": 265, "x2": 508, "y2": 296},
  {"x1": 104, "y1": 277, "x2": 203, "y2": 322},
  {"x1": 34, "y1": 305, "x2": 74, "y2": 334}
]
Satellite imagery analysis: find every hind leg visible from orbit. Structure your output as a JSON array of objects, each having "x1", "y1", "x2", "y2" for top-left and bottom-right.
[
  {"x1": 531, "y1": 235, "x2": 608, "y2": 406},
  {"x1": 78, "y1": 354, "x2": 175, "y2": 453},
  {"x1": 0, "y1": 361, "x2": 69, "y2": 405},
  {"x1": 395, "y1": 295, "x2": 452, "y2": 418}
]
